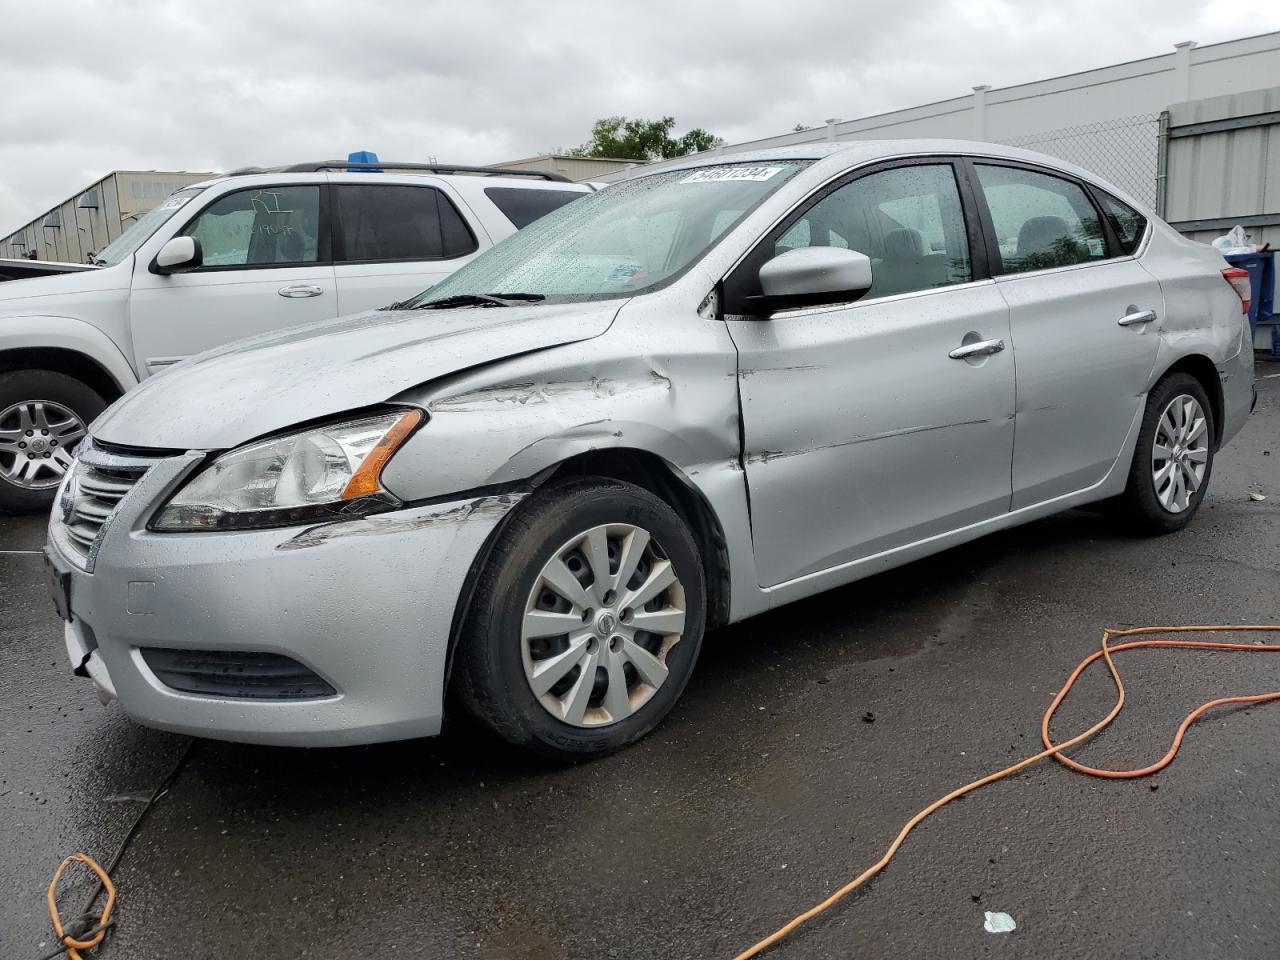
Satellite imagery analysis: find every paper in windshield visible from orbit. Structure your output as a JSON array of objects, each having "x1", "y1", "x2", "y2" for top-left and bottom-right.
[{"x1": 679, "y1": 166, "x2": 784, "y2": 185}]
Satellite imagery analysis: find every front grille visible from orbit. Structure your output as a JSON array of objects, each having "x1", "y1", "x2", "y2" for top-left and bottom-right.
[
  {"x1": 140, "y1": 648, "x2": 338, "y2": 700},
  {"x1": 57, "y1": 439, "x2": 161, "y2": 570}
]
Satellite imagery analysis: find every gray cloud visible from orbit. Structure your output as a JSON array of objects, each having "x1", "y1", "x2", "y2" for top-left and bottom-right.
[{"x1": 1, "y1": 0, "x2": 1275, "y2": 232}]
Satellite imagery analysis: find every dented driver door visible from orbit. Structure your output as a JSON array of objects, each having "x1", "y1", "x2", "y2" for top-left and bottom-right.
[{"x1": 722, "y1": 160, "x2": 1015, "y2": 588}]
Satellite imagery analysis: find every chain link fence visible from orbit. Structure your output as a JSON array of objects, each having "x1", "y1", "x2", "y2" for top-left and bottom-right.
[{"x1": 996, "y1": 113, "x2": 1162, "y2": 208}]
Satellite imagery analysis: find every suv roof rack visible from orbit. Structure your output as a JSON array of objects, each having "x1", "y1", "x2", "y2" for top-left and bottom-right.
[{"x1": 224, "y1": 161, "x2": 573, "y2": 182}]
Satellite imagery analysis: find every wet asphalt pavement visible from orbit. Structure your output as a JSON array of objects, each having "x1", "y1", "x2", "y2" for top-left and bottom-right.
[{"x1": 2, "y1": 374, "x2": 1278, "y2": 960}]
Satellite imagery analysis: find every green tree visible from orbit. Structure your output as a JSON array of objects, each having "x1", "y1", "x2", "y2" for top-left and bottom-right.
[{"x1": 569, "y1": 116, "x2": 721, "y2": 160}]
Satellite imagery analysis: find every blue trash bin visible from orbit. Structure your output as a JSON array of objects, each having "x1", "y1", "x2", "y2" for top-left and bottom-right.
[{"x1": 1224, "y1": 251, "x2": 1277, "y2": 357}]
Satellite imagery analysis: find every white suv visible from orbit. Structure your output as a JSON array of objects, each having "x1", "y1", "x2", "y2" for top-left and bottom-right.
[{"x1": 0, "y1": 161, "x2": 592, "y2": 511}]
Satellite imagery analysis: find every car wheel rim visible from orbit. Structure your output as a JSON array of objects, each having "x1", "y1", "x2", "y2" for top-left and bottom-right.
[
  {"x1": 521, "y1": 522, "x2": 686, "y2": 728},
  {"x1": 1151, "y1": 394, "x2": 1209, "y2": 514},
  {"x1": 0, "y1": 400, "x2": 85, "y2": 490}
]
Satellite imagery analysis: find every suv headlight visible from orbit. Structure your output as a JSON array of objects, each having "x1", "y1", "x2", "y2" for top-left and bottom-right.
[{"x1": 151, "y1": 409, "x2": 422, "y2": 531}]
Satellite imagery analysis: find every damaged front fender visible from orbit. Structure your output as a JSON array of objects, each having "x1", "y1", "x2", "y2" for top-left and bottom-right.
[
  {"x1": 376, "y1": 284, "x2": 765, "y2": 622},
  {"x1": 380, "y1": 311, "x2": 741, "y2": 503}
]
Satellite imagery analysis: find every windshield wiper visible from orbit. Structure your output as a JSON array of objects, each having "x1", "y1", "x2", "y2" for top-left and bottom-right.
[
  {"x1": 88, "y1": 255, "x2": 107, "y2": 267},
  {"x1": 415, "y1": 292, "x2": 546, "y2": 310}
]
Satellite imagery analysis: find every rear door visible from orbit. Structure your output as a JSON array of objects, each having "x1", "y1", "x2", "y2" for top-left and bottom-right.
[
  {"x1": 724, "y1": 160, "x2": 1015, "y2": 587},
  {"x1": 128, "y1": 183, "x2": 336, "y2": 376},
  {"x1": 330, "y1": 181, "x2": 482, "y2": 314},
  {"x1": 967, "y1": 161, "x2": 1164, "y2": 509}
]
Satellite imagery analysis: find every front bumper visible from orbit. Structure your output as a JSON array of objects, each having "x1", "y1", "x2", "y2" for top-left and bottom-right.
[{"x1": 47, "y1": 453, "x2": 522, "y2": 746}]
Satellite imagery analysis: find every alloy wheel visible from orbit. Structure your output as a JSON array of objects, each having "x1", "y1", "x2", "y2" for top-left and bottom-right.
[
  {"x1": 0, "y1": 400, "x2": 85, "y2": 490},
  {"x1": 520, "y1": 523, "x2": 687, "y2": 727},
  {"x1": 1151, "y1": 393, "x2": 1209, "y2": 514}
]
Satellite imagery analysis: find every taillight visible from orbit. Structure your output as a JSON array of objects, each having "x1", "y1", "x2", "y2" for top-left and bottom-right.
[{"x1": 1222, "y1": 267, "x2": 1251, "y2": 315}]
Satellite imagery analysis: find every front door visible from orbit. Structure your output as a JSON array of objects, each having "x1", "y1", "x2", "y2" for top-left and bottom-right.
[
  {"x1": 128, "y1": 184, "x2": 336, "y2": 376},
  {"x1": 968, "y1": 162, "x2": 1164, "y2": 508},
  {"x1": 724, "y1": 161, "x2": 1016, "y2": 588}
]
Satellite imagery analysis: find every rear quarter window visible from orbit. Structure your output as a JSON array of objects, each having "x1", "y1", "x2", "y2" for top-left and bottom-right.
[
  {"x1": 1096, "y1": 191, "x2": 1148, "y2": 255},
  {"x1": 485, "y1": 187, "x2": 588, "y2": 229}
]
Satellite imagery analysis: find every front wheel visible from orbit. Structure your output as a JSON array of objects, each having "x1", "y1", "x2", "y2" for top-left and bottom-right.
[
  {"x1": 1115, "y1": 372, "x2": 1215, "y2": 535},
  {"x1": 0, "y1": 370, "x2": 104, "y2": 515},
  {"x1": 453, "y1": 477, "x2": 706, "y2": 760}
]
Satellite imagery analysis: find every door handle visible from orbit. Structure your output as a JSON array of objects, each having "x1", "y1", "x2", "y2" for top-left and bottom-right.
[
  {"x1": 949, "y1": 337, "x2": 1005, "y2": 360},
  {"x1": 1117, "y1": 308, "x2": 1157, "y2": 326},
  {"x1": 278, "y1": 284, "x2": 324, "y2": 299}
]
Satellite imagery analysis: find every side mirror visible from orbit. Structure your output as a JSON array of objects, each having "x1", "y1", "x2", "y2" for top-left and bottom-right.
[
  {"x1": 746, "y1": 246, "x2": 873, "y2": 315},
  {"x1": 154, "y1": 236, "x2": 202, "y2": 274}
]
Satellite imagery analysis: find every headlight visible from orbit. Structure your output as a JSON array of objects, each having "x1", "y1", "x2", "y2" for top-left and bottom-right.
[{"x1": 151, "y1": 409, "x2": 422, "y2": 531}]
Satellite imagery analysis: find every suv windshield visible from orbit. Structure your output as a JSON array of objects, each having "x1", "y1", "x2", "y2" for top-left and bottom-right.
[
  {"x1": 93, "y1": 187, "x2": 205, "y2": 266},
  {"x1": 406, "y1": 162, "x2": 810, "y2": 305}
]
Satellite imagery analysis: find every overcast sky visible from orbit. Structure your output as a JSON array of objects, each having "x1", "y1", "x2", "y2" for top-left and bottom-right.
[{"x1": 2, "y1": 1, "x2": 1277, "y2": 234}]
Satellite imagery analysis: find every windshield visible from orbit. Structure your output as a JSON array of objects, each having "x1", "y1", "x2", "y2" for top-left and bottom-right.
[
  {"x1": 93, "y1": 187, "x2": 205, "y2": 266},
  {"x1": 405, "y1": 161, "x2": 810, "y2": 306}
]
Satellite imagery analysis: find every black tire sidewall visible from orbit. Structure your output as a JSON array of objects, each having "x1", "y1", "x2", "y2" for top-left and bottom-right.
[
  {"x1": 1124, "y1": 373, "x2": 1216, "y2": 534},
  {"x1": 458, "y1": 478, "x2": 706, "y2": 759},
  {"x1": 0, "y1": 369, "x2": 106, "y2": 514}
]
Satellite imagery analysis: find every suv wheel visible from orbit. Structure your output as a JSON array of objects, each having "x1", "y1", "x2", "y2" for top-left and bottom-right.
[
  {"x1": 454, "y1": 477, "x2": 706, "y2": 760},
  {"x1": 1116, "y1": 372, "x2": 1215, "y2": 535},
  {"x1": 0, "y1": 370, "x2": 105, "y2": 514}
]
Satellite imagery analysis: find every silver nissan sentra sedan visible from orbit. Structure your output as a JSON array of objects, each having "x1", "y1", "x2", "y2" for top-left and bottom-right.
[{"x1": 45, "y1": 141, "x2": 1254, "y2": 758}]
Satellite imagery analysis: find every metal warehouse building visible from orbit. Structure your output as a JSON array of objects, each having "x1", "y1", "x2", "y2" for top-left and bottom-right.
[
  {"x1": 1, "y1": 170, "x2": 214, "y2": 263},
  {"x1": 490, "y1": 154, "x2": 639, "y2": 181},
  {"x1": 606, "y1": 31, "x2": 1280, "y2": 248}
]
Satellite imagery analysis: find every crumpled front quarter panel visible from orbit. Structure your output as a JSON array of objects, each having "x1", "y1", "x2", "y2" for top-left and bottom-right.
[
  {"x1": 383, "y1": 285, "x2": 742, "y2": 501},
  {"x1": 383, "y1": 276, "x2": 762, "y2": 618}
]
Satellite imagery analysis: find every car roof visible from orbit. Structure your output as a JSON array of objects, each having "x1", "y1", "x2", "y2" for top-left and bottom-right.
[
  {"x1": 182, "y1": 162, "x2": 593, "y2": 193},
  {"x1": 625, "y1": 138, "x2": 1145, "y2": 211}
]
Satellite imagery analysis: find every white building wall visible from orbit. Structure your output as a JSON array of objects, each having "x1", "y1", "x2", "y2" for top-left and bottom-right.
[{"x1": 603, "y1": 31, "x2": 1280, "y2": 185}]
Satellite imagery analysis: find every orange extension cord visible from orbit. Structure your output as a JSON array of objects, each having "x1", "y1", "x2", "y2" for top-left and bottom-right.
[
  {"x1": 46, "y1": 853, "x2": 116, "y2": 960},
  {"x1": 733, "y1": 625, "x2": 1280, "y2": 960}
]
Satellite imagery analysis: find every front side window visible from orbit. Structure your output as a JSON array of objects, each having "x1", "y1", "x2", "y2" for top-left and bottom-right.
[
  {"x1": 975, "y1": 165, "x2": 1106, "y2": 274},
  {"x1": 335, "y1": 184, "x2": 476, "y2": 262},
  {"x1": 406, "y1": 161, "x2": 809, "y2": 305},
  {"x1": 1096, "y1": 191, "x2": 1147, "y2": 255},
  {"x1": 768, "y1": 163, "x2": 972, "y2": 300},
  {"x1": 183, "y1": 186, "x2": 321, "y2": 267}
]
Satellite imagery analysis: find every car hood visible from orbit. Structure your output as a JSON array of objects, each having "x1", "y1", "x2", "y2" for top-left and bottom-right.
[
  {"x1": 0, "y1": 262, "x2": 124, "y2": 314},
  {"x1": 92, "y1": 301, "x2": 622, "y2": 449}
]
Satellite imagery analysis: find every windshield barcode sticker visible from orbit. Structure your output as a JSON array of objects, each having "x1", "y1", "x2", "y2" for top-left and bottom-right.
[{"x1": 680, "y1": 166, "x2": 784, "y2": 184}]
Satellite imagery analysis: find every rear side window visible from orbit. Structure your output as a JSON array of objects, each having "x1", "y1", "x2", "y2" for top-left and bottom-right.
[
  {"x1": 184, "y1": 186, "x2": 321, "y2": 267},
  {"x1": 334, "y1": 184, "x2": 477, "y2": 262},
  {"x1": 1096, "y1": 191, "x2": 1148, "y2": 255},
  {"x1": 484, "y1": 187, "x2": 586, "y2": 229},
  {"x1": 975, "y1": 165, "x2": 1106, "y2": 274}
]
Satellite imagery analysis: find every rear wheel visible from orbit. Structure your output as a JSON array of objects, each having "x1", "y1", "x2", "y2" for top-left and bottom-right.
[
  {"x1": 1115, "y1": 372, "x2": 1215, "y2": 535},
  {"x1": 453, "y1": 477, "x2": 706, "y2": 760},
  {"x1": 0, "y1": 370, "x2": 104, "y2": 514}
]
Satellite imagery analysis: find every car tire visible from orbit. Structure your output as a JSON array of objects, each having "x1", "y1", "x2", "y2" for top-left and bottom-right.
[
  {"x1": 0, "y1": 370, "x2": 104, "y2": 515},
  {"x1": 1116, "y1": 372, "x2": 1216, "y2": 535},
  {"x1": 453, "y1": 476, "x2": 706, "y2": 760}
]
